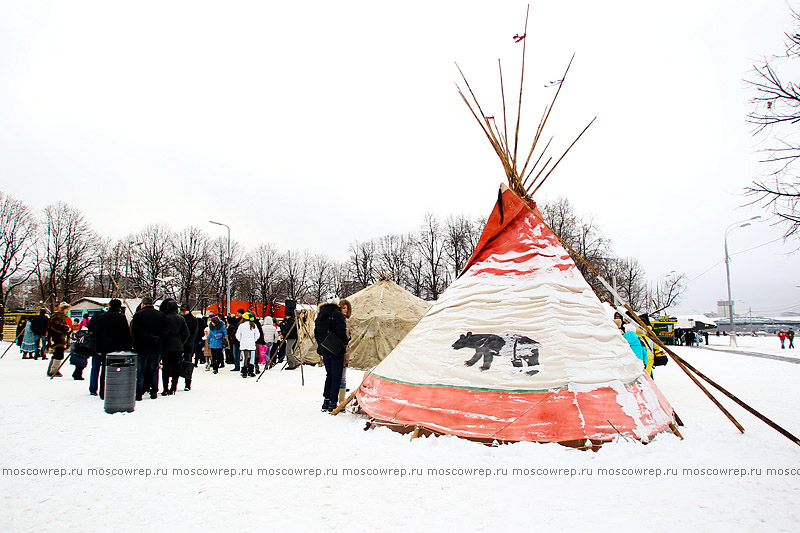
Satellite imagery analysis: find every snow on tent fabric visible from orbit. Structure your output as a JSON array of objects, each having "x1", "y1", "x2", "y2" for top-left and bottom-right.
[
  {"x1": 346, "y1": 280, "x2": 432, "y2": 371},
  {"x1": 355, "y1": 185, "x2": 674, "y2": 444}
]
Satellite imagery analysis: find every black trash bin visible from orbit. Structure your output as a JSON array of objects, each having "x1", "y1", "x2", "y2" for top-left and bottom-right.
[{"x1": 104, "y1": 352, "x2": 137, "y2": 414}]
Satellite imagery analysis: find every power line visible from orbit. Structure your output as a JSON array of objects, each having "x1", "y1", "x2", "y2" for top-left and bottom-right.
[{"x1": 686, "y1": 237, "x2": 785, "y2": 284}]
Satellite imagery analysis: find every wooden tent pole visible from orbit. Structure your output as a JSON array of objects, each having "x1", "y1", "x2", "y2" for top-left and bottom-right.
[
  {"x1": 511, "y1": 193, "x2": 748, "y2": 434},
  {"x1": 331, "y1": 366, "x2": 377, "y2": 416},
  {"x1": 519, "y1": 56, "x2": 575, "y2": 181},
  {"x1": 511, "y1": 5, "x2": 530, "y2": 179},
  {"x1": 663, "y1": 344, "x2": 800, "y2": 446},
  {"x1": 295, "y1": 310, "x2": 306, "y2": 386},
  {"x1": 1, "y1": 328, "x2": 26, "y2": 359},
  {"x1": 108, "y1": 273, "x2": 135, "y2": 316},
  {"x1": 255, "y1": 318, "x2": 298, "y2": 382},
  {"x1": 498, "y1": 60, "x2": 510, "y2": 158},
  {"x1": 620, "y1": 304, "x2": 745, "y2": 434},
  {"x1": 516, "y1": 196, "x2": 800, "y2": 446}
]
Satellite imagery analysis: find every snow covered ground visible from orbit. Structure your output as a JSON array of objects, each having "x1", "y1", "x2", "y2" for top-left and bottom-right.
[{"x1": 1, "y1": 338, "x2": 799, "y2": 532}]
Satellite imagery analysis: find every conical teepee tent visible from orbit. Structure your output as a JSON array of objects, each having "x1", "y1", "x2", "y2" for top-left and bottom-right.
[
  {"x1": 346, "y1": 280, "x2": 432, "y2": 371},
  {"x1": 348, "y1": 9, "x2": 800, "y2": 450},
  {"x1": 356, "y1": 185, "x2": 674, "y2": 443}
]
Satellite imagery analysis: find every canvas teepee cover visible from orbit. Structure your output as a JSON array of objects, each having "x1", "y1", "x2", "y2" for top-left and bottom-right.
[
  {"x1": 356, "y1": 186, "x2": 674, "y2": 443},
  {"x1": 346, "y1": 280, "x2": 432, "y2": 371}
]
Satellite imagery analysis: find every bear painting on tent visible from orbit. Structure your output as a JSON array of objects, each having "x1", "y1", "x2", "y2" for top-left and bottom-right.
[{"x1": 355, "y1": 184, "x2": 674, "y2": 444}]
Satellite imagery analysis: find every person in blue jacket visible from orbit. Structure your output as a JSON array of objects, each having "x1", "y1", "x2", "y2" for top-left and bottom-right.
[
  {"x1": 623, "y1": 323, "x2": 648, "y2": 369},
  {"x1": 206, "y1": 315, "x2": 227, "y2": 374}
]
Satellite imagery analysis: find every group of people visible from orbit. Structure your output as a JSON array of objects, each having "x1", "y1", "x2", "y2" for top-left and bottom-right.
[
  {"x1": 13, "y1": 292, "x2": 356, "y2": 413},
  {"x1": 778, "y1": 328, "x2": 795, "y2": 349}
]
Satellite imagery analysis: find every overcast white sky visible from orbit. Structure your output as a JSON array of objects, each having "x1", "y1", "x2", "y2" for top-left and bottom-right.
[{"x1": 1, "y1": 1, "x2": 798, "y2": 316}]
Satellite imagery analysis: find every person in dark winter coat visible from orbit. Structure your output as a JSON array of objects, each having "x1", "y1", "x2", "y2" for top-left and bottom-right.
[
  {"x1": 314, "y1": 293, "x2": 349, "y2": 412},
  {"x1": 15, "y1": 319, "x2": 27, "y2": 348},
  {"x1": 91, "y1": 299, "x2": 132, "y2": 397},
  {"x1": 180, "y1": 304, "x2": 198, "y2": 390},
  {"x1": 159, "y1": 299, "x2": 189, "y2": 395},
  {"x1": 131, "y1": 296, "x2": 167, "y2": 400},
  {"x1": 30, "y1": 309, "x2": 50, "y2": 360},
  {"x1": 228, "y1": 309, "x2": 244, "y2": 372},
  {"x1": 47, "y1": 303, "x2": 72, "y2": 376},
  {"x1": 280, "y1": 312, "x2": 301, "y2": 369},
  {"x1": 194, "y1": 316, "x2": 208, "y2": 367}
]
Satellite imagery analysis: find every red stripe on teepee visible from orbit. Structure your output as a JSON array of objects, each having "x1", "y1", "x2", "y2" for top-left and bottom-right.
[
  {"x1": 461, "y1": 187, "x2": 574, "y2": 276},
  {"x1": 357, "y1": 374, "x2": 673, "y2": 443}
]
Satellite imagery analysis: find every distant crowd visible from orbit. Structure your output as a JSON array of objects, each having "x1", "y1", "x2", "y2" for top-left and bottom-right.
[{"x1": 14, "y1": 293, "x2": 354, "y2": 412}]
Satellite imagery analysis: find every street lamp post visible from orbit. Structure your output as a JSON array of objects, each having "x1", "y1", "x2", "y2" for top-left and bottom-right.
[
  {"x1": 724, "y1": 216, "x2": 761, "y2": 347},
  {"x1": 210, "y1": 220, "x2": 231, "y2": 317}
]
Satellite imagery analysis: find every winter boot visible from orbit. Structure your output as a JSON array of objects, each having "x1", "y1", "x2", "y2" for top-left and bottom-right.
[
  {"x1": 321, "y1": 399, "x2": 332, "y2": 412},
  {"x1": 241, "y1": 366, "x2": 248, "y2": 378},
  {"x1": 248, "y1": 364, "x2": 255, "y2": 377}
]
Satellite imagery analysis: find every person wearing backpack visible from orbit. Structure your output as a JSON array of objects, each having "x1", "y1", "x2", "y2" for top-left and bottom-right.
[{"x1": 314, "y1": 293, "x2": 349, "y2": 413}]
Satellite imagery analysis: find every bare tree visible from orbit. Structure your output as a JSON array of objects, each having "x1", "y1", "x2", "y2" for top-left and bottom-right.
[
  {"x1": 133, "y1": 223, "x2": 175, "y2": 299},
  {"x1": 0, "y1": 192, "x2": 37, "y2": 305},
  {"x1": 403, "y1": 240, "x2": 426, "y2": 299},
  {"x1": 442, "y1": 214, "x2": 484, "y2": 278},
  {"x1": 648, "y1": 273, "x2": 687, "y2": 315},
  {"x1": 539, "y1": 197, "x2": 579, "y2": 244},
  {"x1": 282, "y1": 249, "x2": 310, "y2": 303},
  {"x1": 307, "y1": 253, "x2": 334, "y2": 304},
  {"x1": 172, "y1": 226, "x2": 211, "y2": 306},
  {"x1": 34, "y1": 202, "x2": 96, "y2": 305},
  {"x1": 374, "y1": 233, "x2": 412, "y2": 284},
  {"x1": 746, "y1": 8, "x2": 800, "y2": 238},
  {"x1": 328, "y1": 261, "x2": 349, "y2": 298},
  {"x1": 94, "y1": 238, "x2": 127, "y2": 298},
  {"x1": 606, "y1": 257, "x2": 648, "y2": 312},
  {"x1": 540, "y1": 196, "x2": 615, "y2": 298},
  {"x1": 0, "y1": 192, "x2": 38, "y2": 337},
  {"x1": 347, "y1": 240, "x2": 376, "y2": 291},
  {"x1": 198, "y1": 236, "x2": 227, "y2": 312},
  {"x1": 249, "y1": 243, "x2": 282, "y2": 316},
  {"x1": 417, "y1": 212, "x2": 449, "y2": 300},
  {"x1": 200, "y1": 236, "x2": 244, "y2": 313}
]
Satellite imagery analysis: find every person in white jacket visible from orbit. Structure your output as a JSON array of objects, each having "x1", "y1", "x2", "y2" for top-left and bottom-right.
[
  {"x1": 236, "y1": 314, "x2": 260, "y2": 378},
  {"x1": 261, "y1": 317, "x2": 279, "y2": 367}
]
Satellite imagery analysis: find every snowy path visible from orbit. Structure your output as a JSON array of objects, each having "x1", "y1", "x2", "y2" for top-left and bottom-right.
[{"x1": 1, "y1": 340, "x2": 799, "y2": 532}]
